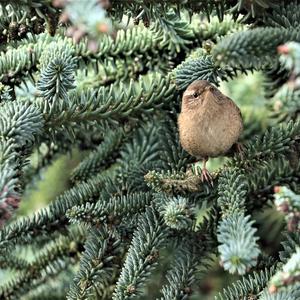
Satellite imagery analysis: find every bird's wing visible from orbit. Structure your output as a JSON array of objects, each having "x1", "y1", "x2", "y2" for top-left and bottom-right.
[
  {"x1": 209, "y1": 88, "x2": 243, "y2": 133},
  {"x1": 208, "y1": 86, "x2": 226, "y2": 105},
  {"x1": 226, "y1": 96, "x2": 243, "y2": 119},
  {"x1": 208, "y1": 87, "x2": 242, "y2": 121}
]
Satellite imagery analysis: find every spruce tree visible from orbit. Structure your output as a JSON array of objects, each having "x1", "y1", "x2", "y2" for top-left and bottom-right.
[{"x1": 0, "y1": 1, "x2": 299, "y2": 299}]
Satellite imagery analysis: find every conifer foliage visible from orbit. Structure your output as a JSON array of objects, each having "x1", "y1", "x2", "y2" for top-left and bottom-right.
[{"x1": 0, "y1": 0, "x2": 300, "y2": 299}]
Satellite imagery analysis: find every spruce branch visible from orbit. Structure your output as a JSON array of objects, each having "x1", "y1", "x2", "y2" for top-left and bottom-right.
[
  {"x1": 229, "y1": 120, "x2": 300, "y2": 167},
  {"x1": 145, "y1": 169, "x2": 212, "y2": 194},
  {"x1": 263, "y1": 1, "x2": 300, "y2": 29},
  {"x1": 217, "y1": 213, "x2": 260, "y2": 275},
  {"x1": 0, "y1": 33, "x2": 54, "y2": 85},
  {"x1": 215, "y1": 266, "x2": 276, "y2": 300},
  {"x1": 0, "y1": 102, "x2": 43, "y2": 146},
  {"x1": 45, "y1": 73, "x2": 175, "y2": 129},
  {"x1": 0, "y1": 10, "x2": 237, "y2": 87},
  {"x1": 75, "y1": 20, "x2": 187, "y2": 61},
  {"x1": 108, "y1": 1, "x2": 192, "y2": 23},
  {"x1": 76, "y1": 55, "x2": 146, "y2": 89},
  {"x1": 274, "y1": 186, "x2": 300, "y2": 232},
  {"x1": 217, "y1": 167, "x2": 248, "y2": 216},
  {"x1": 161, "y1": 196, "x2": 195, "y2": 230},
  {"x1": 263, "y1": 64, "x2": 291, "y2": 99},
  {"x1": 151, "y1": 11, "x2": 195, "y2": 55},
  {"x1": 22, "y1": 133, "x2": 75, "y2": 188},
  {"x1": 158, "y1": 247, "x2": 198, "y2": 300},
  {"x1": 0, "y1": 84, "x2": 13, "y2": 102},
  {"x1": 112, "y1": 207, "x2": 168, "y2": 299},
  {"x1": 0, "y1": 6, "x2": 44, "y2": 50},
  {"x1": 158, "y1": 116, "x2": 193, "y2": 172},
  {"x1": 280, "y1": 232, "x2": 300, "y2": 264},
  {"x1": 0, "y1": 120, "x2": 162, "y2": 248},
  {"x1": 23, "y1": 272, "x2": 71, "y2": 300},
  {"x1": 159, "y1": 208, "x2": 220, "y2": 299},
  {"x1": 228, "y1": 0, "x2": 278, "y2": 21},
  {"x1": 268, "y1": 248, "x2": 300, "y2": 294},
  {"x1": 212, "y1": 28, "x2": 300, "y2": 69},
  {"x1": 269, "y1": 85, "x2": 300, "y2": 122},
  {"x1": 259, "y1": 284, "x2": 300, "y2": 300},
  {"x1": 0, "y1": 140, "x2": 21, "y2": 220},
  {"x1": 108, "y1": 0, "x2": 242, "y2": 23},
  {"x1": 174, "y1": 53, "x2": 236, "y2": 90},
  {"x1": 1, "y1": 1, "x2": 300, "y2": 298},
  {"x1": 154, "y1": 193, "x2": 195, "y2": 230},
  {"x1": 60, "y1": 0, "x2": 111, "y2": 45},
  {"x1": 278, "y1": 42, "x2": 300, "y2": 76},
  {"x1": 0, "y1": 226, "x2": 85, "y2": 300},
  {"x1": 0, "y1": 174, "x2": 111, "y2": 249},
  {"x1": 66, "y1": 192, "x2": 152, "y2": 226},
  {"x1": 118, "y1": 120, "x2": 161, "y2": 170},
  {"x1": 247, "y1": 157, "x2": 300, "y2": 210},
  {"x1": 37, "y1": 41, "x2": 76, "y2": 103},
  {"x1": 0, "y1": 27, "x2": 152, "y2": 85},
  {"x1": 0, "y1": 252, "x2": 29, "y2": 271},
  {"x1": 113, "y1": 120, "x2": 164, "y2": 195},
  {"x1": 67, "y1": 227, "x2": 122, "y2": 300},
  {"x1": 70, "y1": 127, "x2": 125, "y2": 182},
  {"x1": 195, "y1": 15, "x2": 244, "y2": 42},
  {"x1": 2, "y1": 0, "x2": 55, "y2": 9},
  {"x1": 0, "y1": 102, "x2": 43, "y2": 226}
]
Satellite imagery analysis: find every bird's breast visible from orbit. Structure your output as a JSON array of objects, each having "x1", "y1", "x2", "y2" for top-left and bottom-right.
[{"x1": 178, "y1": 104, "x2": 242, "y2": 158}]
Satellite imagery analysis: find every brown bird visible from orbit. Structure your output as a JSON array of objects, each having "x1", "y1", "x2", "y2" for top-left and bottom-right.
[{"x1": 178, "y1": 80, "x2": 243, "y2": 183}]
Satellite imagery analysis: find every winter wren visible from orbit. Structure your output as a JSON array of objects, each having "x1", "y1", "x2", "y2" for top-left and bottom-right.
[{"x1": 178, "y1": 80, "x2": 243, "y2": 183}]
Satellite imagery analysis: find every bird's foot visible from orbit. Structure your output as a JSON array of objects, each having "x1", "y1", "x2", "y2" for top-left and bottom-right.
[
  {"x1": 200, "y1": 168, "x2": 213, "y2": 186},
  {"x1": 191, "y1": 160, "x2": 213, "y2": 186}
]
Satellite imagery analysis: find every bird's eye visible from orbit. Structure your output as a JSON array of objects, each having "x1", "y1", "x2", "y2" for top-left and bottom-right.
[{"x1": 193, "y1": 92, "x2": 199, "y2": 98}]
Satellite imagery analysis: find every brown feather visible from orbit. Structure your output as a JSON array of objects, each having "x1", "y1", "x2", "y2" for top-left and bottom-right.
[{"x1": 178, "y1": 80, "x2": 243, "y2": 159}]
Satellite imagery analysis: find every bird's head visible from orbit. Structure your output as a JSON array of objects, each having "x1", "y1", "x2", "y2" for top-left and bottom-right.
[{"x1": 181, "y1": 80, "x2": 215, "y2": 111}]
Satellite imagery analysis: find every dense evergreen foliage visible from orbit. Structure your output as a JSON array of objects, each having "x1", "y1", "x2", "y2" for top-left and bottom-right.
[{"x1": 0, "y1": 1, "x2": 299, "y2": 299}]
